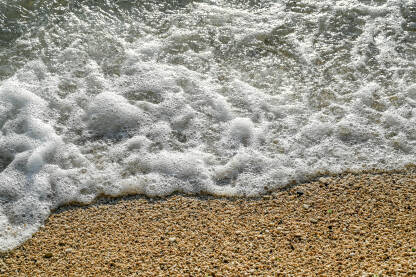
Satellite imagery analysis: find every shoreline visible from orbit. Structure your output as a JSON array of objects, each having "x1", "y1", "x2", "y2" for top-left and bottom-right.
[
  {"x1": 32, "y1": 164, "x2": 416, "y2": 213},
  {"x1": 2, "y1": 169, "x2": 416, "y2": 276}
]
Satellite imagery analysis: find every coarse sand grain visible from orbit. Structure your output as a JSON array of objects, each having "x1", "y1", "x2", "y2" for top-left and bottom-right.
[{"x1": 1, "y1": 170, "x2": 416, "y2": 276}]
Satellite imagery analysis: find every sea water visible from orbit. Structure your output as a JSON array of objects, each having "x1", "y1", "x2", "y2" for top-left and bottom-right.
[{"x1": 0, "y1": 0, "x2": 416, "y2": 251}]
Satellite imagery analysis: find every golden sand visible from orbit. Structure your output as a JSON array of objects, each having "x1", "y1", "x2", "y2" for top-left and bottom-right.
[{"x1": 1, "y1": 170, "x2": 416, "y2": 276}]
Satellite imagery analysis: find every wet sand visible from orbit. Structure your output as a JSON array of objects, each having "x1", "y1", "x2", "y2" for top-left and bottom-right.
[{"x1": 1, "y1": 169, "x2": 416, "y2": 276}]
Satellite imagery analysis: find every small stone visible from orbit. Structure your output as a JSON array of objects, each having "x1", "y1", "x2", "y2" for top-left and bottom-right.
[
  {"x1": 169, "y1": 237, "x2": 177, "y2": 243},
  {"x1": 303, "y1": 204, "x2": 310, "y2": 209},
  {"x1": 43, "y1": 252, "x2": 53, "y2": 259},
  {"x1": 319, "y1": 177, "x2": 330, "y2": 184},
  {"x1": 296, "y1": 191, "x2": 304, "y2": 197},
  {"x1": 65, "y1": 248, "x2": 74, "y2": 253},
  {"x1": 310, "y1": 218, "x2": 318, "y2": 224},
  {"x1": 0, "y1": 260, "x2": 7, "y2": 272}
]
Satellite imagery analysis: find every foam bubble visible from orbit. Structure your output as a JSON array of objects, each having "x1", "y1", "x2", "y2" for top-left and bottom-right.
[
  {"x1": 85, "y1": 92, "x2": 143, "y2": 137},
  {"x1": 229, "y1": 117, "x2": 255, "y2": 147},
  {"x1": 408, "y1": 85, "x2": 416, "y2": 100}
]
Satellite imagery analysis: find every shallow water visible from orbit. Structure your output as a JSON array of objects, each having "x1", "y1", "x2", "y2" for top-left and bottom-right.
[{"x1": 1, "y1": 0, "x2": 416, "y2": 251}]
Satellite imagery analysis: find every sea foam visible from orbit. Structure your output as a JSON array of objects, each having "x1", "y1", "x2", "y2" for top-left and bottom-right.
[{"x1": 1, "y1": 0, "x2": 416, "y2": 251}]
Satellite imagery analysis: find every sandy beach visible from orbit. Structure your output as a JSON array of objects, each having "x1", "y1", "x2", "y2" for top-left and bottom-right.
[
  {"x1": 2, "y1": 1, "x2": 416, "y2": 276},
  {"x1": 1, "y1": 169, "x2": 416, "y2": 276}
]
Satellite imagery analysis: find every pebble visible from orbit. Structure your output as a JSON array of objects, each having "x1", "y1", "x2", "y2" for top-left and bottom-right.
[
  {"x1": 319, "y1": 177, "x2": 331, "y2": 184},
  {"x1": 43, "y1": 252, "x2": 53, "y2": 259}
]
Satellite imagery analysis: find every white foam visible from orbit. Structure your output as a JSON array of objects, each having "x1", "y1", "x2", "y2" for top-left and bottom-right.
[
  {"x1": 1, "y1": 0, "x2": 416, "y2": 251},
  {"x1": 85, "y1": 92, "x2": 144, "y2": 137},
  {"x1": 228, "y1": 117, "x2": 255, "y2": 146}
]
